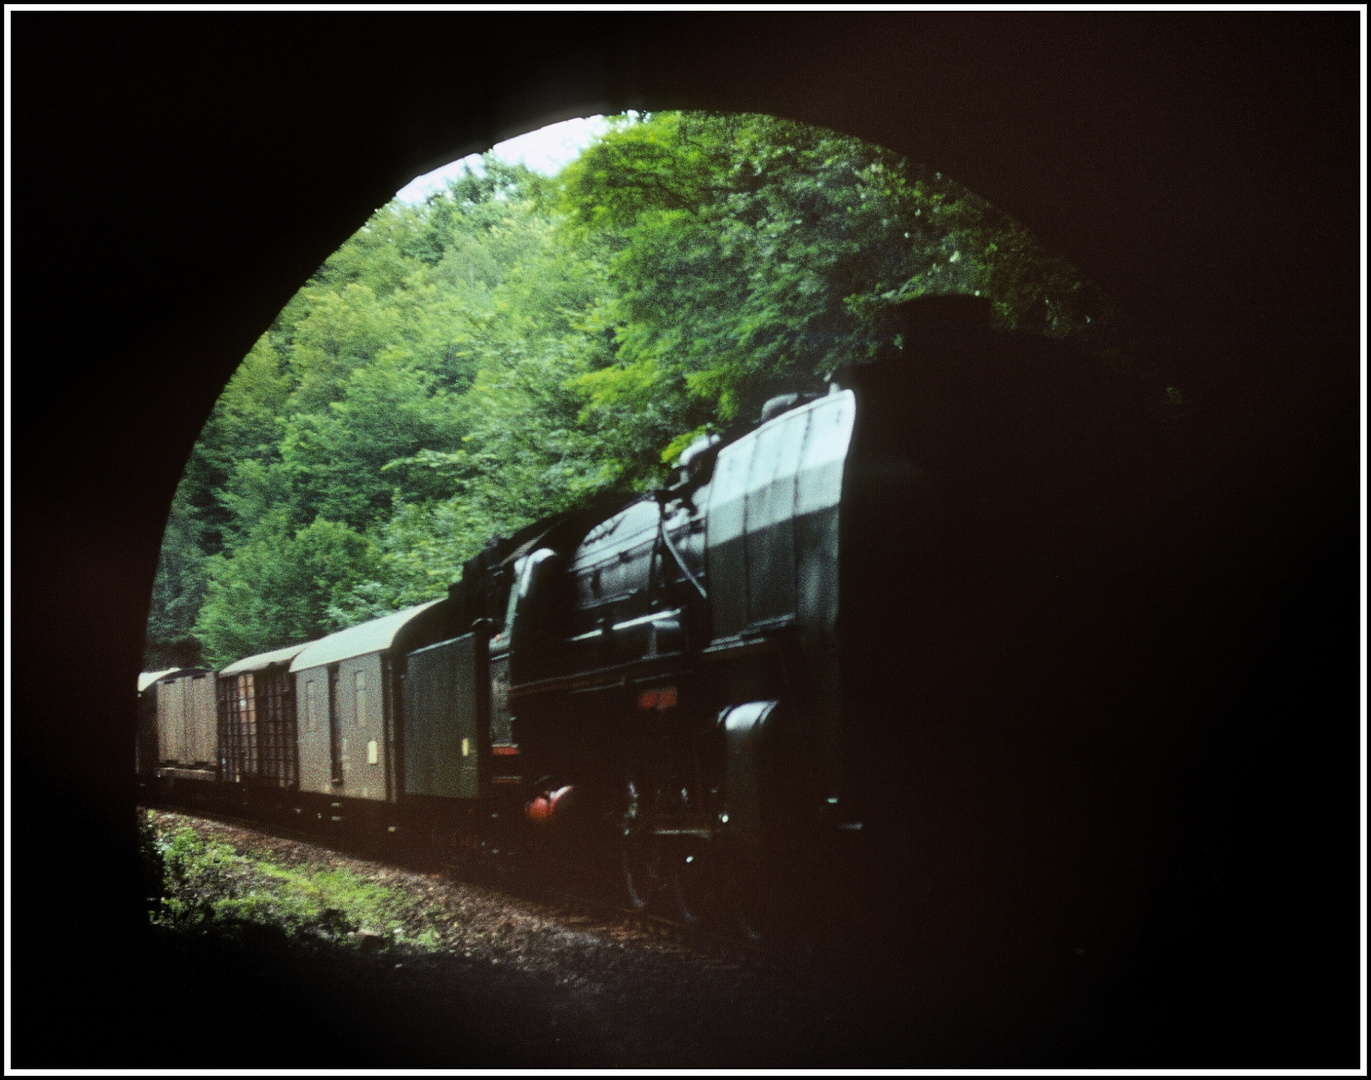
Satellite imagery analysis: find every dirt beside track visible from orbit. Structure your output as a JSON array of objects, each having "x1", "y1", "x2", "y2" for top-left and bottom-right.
[
  {"x1": 138, "y1": 809, "x2": 1132, "y2": 1069},
  {"x1": 142, "y1": 809, "x2": 867, "y2": 1068}
]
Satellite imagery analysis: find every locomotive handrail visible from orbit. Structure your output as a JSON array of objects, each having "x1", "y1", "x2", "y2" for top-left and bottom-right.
[{"x1": 656, "y1": 514, "x2": 707, "y2": 602}]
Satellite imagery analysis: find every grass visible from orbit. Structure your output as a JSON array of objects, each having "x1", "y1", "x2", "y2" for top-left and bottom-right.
[{"x1": 145, "y1": 813, "x2": 440, "y2": 950}]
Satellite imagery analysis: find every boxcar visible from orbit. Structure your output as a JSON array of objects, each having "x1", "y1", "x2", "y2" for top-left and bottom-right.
[
  {"x1": 149, "y1": 668, "x2": 218, "y2": 785},
  {"x1": 137, "y1": 668, "x2": 195, "y2": 781},
  {"x1": 218, "y1": 642, "x2": 314, "y2": 803},
  {"x1": 289, "y1": 601, "x2": 455, "y2": 821}
]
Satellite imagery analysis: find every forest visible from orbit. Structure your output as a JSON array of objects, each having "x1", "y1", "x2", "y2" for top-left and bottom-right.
[{"x1": 144, "y1": 110, "x2": 1122, "y2": 670}]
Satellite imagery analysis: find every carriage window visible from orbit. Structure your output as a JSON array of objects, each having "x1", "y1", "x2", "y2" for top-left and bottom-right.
[
  {"x1": 355, "y1": 670, "x2": 367, "y2": 728},
  {"x1": 305, "y1": 680, "x2": 317, "y2": 733}
]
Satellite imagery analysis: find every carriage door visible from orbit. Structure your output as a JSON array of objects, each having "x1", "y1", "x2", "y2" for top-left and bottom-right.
[
  {"x1": 328, "y1": 664, "x2": 343, "y2": 785},
  {"x1": 238, "y1": 673, "x2": 257, "y2": 781}
]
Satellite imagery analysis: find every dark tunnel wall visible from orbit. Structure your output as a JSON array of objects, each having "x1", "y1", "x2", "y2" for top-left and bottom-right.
[{"x1": 10, "y1": 12, "x2": 1361, "y2": 1067}]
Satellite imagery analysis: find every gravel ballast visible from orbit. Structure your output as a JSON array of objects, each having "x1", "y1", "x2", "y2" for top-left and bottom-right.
[{"x1": 138, "y1": 808, "x2": 1135, "y2": 1068}]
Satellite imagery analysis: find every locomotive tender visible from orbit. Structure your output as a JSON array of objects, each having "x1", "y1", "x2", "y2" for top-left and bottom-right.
[{"x1": 141, "y1": 295, "x2": 1135, "y2": 936}]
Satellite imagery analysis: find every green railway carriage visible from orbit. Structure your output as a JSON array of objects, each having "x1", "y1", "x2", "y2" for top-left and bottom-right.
[{"x1": 289, "y1": 601, "x2": 455, "y2": 807}]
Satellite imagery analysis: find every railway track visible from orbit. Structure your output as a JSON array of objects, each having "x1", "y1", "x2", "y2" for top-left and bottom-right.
[
  {"x1": 140, "y1": 799, "x2": 1139, "y2": 1066},
  {"x1": 141, "y1": 794, "x2": 777, "y2": 967}
]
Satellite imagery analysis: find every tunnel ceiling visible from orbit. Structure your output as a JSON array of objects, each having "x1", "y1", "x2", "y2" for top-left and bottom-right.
[{"x1": 16, "y1": 14, "x2": 1358, "y2": 396}]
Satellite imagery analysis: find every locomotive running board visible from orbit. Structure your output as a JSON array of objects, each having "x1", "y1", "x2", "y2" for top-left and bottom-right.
[
  {"x1": 509, "y1": 624, "x2": 796, "y2": 702},
  {"x1": 648, "y1": 825, "x2": 713, "y2": 839},
  {"x1": 509, "y1": 652, "x2": 691, "y2": 699}
]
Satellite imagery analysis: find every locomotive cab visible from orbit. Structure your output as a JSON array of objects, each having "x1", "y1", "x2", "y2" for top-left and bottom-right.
[{"x1": 507, "y1": 547, "x2": 570, "y2": 684}]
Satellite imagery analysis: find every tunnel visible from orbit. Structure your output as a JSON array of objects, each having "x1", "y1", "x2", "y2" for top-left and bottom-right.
[{"x1": 10, "y1": 12, "x2": 1360, "y2": 1068}]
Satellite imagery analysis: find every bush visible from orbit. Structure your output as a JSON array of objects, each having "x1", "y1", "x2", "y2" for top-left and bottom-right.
[
  {"x1": 137, "y1": 810, "x2": 166, "y2": 913},
  {"x1": 144, "y1": 816, "x2": 434, "y2": 950}
]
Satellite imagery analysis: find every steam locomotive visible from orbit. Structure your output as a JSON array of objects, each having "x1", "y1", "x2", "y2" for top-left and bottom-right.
[{"x1": 140, "y1": 296, "x2": 1142, "y2": 939}]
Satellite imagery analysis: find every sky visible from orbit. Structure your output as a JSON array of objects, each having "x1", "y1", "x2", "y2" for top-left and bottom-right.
[{"x1": 393, "y1": 115, "x2": 612, "y2": 205}]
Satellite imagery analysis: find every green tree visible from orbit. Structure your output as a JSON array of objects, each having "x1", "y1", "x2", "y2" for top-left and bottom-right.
[
  {"x1": 561, "y1": 111, "x2": 1113, "y2": 471},
  {"x1": 267, "y1": 352, "x2": 465, "y2": 530},
  {"x1": 285, "y1": 282, "x2": 406, "y2": 415},
  {"x1": 195, "y1": 513, "x2": 383, "y2": 666},
  {"x1": 558, "y1": 113, "x2": 985, "y2": 476},
  {"x1": 144, "y1": 480, "x2": 210, "y2": 668}
]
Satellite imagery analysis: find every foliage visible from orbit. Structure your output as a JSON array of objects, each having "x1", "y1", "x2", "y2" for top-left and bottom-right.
[
  {"x1": 147, "y1": 820, "x2": 436, "y2": 947},
  {"x1": 138, "y1": 810, "x2": 168, "y2": 912},
  {"x1": 194, "y1": 512, "x2": 382, "y2": 666},
  {"x1": 144, "y1": 482, "x2": 211, "y2": 668},
  {"x1": 559, "y1": 112, "x2": 1106, "y2": 447},
  {"x1": 145, "y1": 115, "x2": 1120, "y2": 671}
]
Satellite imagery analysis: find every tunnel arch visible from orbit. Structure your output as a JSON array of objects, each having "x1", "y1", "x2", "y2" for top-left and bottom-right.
[{"x1": 12, "y1": 11, "x2": 1361, "y2": 1068}]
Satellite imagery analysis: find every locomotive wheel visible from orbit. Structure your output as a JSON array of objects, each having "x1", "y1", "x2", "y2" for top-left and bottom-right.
[
  {"x1": 665, "y1": 843, "x2": 712, "y2": 926},
  {"x1": 663, "y1": 776, "x2": 715, "y2": 925},
  {"x1": 724, "y1": 871, "x2": 766, "y2": 942},
  {"x1": 619, "y1": 776, "x2": 662, "y2": 912}
]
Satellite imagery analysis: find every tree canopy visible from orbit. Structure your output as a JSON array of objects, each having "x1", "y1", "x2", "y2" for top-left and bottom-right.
[{"x1": 144, "y1": 111, "x2": 1120, "y2": 670}]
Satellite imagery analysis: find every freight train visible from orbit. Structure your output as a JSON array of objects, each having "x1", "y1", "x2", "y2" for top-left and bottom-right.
[{"x1": 139, "y1": 295, "x2": 1144, "y2": 940}]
